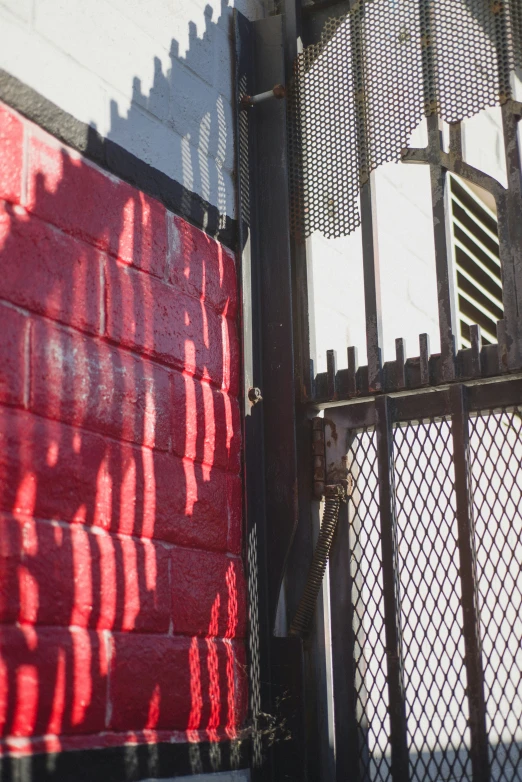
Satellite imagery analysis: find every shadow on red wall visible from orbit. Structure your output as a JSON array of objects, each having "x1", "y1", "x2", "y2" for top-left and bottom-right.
[{"x1": 0, "y1": 16, "x2": 247, "y2": 775}]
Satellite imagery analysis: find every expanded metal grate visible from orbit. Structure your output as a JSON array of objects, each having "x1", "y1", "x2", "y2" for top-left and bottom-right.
[
  {"x1": 346, "y1": 429, "x2": 391, "y2": 781},
  {"x1": 469, "y1": 408, "x2": 522, "y2": 781},
  {"x1": 325, "y1": 388, "x2": 522, "y2": 782},
  {"x1": 394, "y1": 419, "x2": 472, "y2": 782},
  {"x1": 289, "y1": 0, "x2": 521, "y2": 239}
]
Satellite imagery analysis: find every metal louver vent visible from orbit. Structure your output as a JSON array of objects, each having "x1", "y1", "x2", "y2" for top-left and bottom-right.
[{"x1": 449, "y1": 175, "x2": 502, "y2": 349}]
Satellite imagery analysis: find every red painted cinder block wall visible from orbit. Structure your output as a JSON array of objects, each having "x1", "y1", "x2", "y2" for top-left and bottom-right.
[{"x1": 0, "y1": 101, "x2": 247, "y2": 756}]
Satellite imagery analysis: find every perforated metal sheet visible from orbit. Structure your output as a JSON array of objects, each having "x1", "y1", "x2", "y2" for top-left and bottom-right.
[{"x1": 289, "y1": 0, "x2": 521, "y2": 240}]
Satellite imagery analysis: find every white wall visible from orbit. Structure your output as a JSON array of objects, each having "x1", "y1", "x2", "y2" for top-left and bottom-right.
[{"x1": 0, "y1": 0, "x2": 265, "y2": 219}]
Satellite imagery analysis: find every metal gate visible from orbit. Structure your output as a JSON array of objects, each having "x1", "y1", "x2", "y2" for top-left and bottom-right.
[
  {"x1": 323, "y1": 381, "x2": 522, "y2": 782},
  {"x1": 234, "y1": 2, "x2": 522, "y2": 779},
  {"x1": 290, "y1": 4, "x2": 522, "y2": 778}
]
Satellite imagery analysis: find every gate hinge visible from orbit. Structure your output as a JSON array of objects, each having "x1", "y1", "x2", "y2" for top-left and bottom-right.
[{"x1": 312, "y1": 417, "x2": 326, "y2": 500}]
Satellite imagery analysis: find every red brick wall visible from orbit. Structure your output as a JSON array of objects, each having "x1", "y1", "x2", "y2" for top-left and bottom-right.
[{"x1": 0, "y1": 102, "x2": 247, "y2": 756}]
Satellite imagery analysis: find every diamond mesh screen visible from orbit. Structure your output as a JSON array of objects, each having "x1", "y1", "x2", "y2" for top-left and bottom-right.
[
  {"x1": 393, "y1": 419, "x2": 472, "y2": 782},
  {"x1": 289, "y1": 0, "x2": 521, "y2": 239},
  {"x1": 469, "y1": 408, "x2": 522, "y2": 781},
  {"x1": 346, "y1": 429, "x2": 391, "y2": 781}
]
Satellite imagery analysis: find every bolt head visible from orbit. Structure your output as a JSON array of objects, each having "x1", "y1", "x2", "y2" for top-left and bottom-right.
[{"x1": 248, "y1": 387, "x2": 263, "y2": 404}]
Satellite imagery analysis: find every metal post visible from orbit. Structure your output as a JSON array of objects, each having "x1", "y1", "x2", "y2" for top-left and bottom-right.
[
  {"x1": 450, "y1": 385, "x2": 490, "y2": 782},
  {"x1": 375, "y1": 396, "x2": 410, "y2": 782}
]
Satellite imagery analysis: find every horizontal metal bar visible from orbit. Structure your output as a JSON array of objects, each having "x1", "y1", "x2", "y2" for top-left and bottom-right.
[
  {"x1": 315, "y1": 374, "x2": 522, "y2": 424},
  {"x1": 393, "y1": 387, "x2": 451, "y2": 422},
  {"x1": 467, "y1": 375, "x2": 522, "y2": 412}
]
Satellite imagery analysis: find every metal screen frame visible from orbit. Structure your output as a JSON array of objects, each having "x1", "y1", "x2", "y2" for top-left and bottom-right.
[{"x1": 324, "y1": 376, "x2": 522, "y2": 782}]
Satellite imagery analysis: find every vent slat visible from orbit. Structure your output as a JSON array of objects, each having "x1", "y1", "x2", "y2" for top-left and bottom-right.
[{"x1": 450, "y1": 175, "x2": 502, "y2": 352}]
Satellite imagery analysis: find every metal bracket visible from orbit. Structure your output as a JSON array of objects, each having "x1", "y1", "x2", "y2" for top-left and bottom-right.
[{"x1": 324, "y1": 482, "x2": 348, "y2": 502}]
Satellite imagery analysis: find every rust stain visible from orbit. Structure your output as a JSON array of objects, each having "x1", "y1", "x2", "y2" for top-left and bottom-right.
[{"x1": 324, "y1": 417, "x2": 338, "y2": 442}]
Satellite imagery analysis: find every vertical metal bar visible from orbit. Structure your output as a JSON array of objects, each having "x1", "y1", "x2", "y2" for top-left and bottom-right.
[
  {"x1": 360, "y1": 178, "x2": 384, "y2": 393},
  {"x1": 348, "y1": 346, "x2": 359, "y2": 397},
  {"x1": 351, "y1": 2, "x2": 383, "y2": 393},
  {"x1": 253, "y1": 13, "x2": 299, "y2": 632},
  {"x1": 427, "y1": 114, "x2": 457, "y2": 381},
  {"x1": 375, "y1": 395, "x2": 410, "y2": 782},
  {"x1": 419, "y1": 0, "x2": 456, "y2": 381},
  {"x1": 329, "y1": 487, "x2": 364, "y2": 782},
  {"x1": 500, "y1": 102, "x2": 522, "y2": 368},
  {"x1": 470, "y1": 324, "x2": 482, "y2": 378},
  {"x1": 419, "y1": 333, "x2": 430, "y2": 386},
  {"x1": 450, "y1": 385, "x2": 490, "y2": 782},
  {"x1": 325, "y1": 412, "x2": 366, "y2": 782},
  {"x1": 395, "y1": 338, "x2": 406, "y2": 390},
  {"x1": 492, "y1": 1, "x2": 522, "y2": 370},
  {"x1": 503, "y1": 106, "x2": 522, "y2": 255},
  {"x1": 234, "y1": 13, "x2": 273, "y2": 780},
  {"x1": 327, "y1": 349, "x2": 337, "y2": 400}
]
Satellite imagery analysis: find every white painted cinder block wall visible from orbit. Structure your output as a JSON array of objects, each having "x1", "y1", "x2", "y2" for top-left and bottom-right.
[{"x1": 0, "y1": 0, "x2": 266, "y2": 221}]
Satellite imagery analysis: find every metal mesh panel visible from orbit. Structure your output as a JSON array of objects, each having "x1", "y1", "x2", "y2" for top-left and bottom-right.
[
  {"x1": 469, "y1": 408, "x2": 522, "y2": 781},
  {"x1": 347, "y1": 429, "x2": 391, "y2": 781},
  {"x1": 289, "y1": 0, "x2": 520, "y2": 239},
  {"x1": 393, "y1": 419, "x2": 472, "y2": 782}
]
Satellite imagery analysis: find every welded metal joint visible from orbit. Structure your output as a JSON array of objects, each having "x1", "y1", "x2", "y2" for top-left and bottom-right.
[{"x1": 240, "y1": 83, "x2": 286, "y2": 109}]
